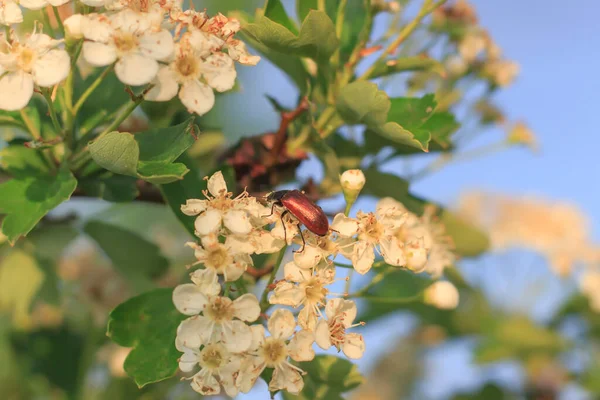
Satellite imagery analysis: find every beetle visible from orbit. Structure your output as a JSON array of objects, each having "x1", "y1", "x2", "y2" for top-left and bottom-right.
[{"x1": 265, "y1": 190, "x2": 329, "y2": 252}]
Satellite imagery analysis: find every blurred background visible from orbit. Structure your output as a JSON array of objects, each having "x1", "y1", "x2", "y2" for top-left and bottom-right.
[{"x1": 2, "y1": 0, "x2": 599, "y2": 399}]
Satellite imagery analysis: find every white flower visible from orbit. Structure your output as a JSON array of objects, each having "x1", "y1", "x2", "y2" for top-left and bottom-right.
[
  {"x1": 225, "y1": 228, "x2": 285, "y2": 255},
  {"x1": 178, "y1": 342, "x2": 241, "y2": 397},
  {"x1": 20, "y1": 0, "x2": 68, "y2": 10},
  {"x1": 80, "y1": 10, "x2": 174, "y2": 86},
  {"x1": 331, "y1": 203, "x2": 407, "y2": 274},
  {"x1": 174, "y1": 290, "x2": 260, "y2": 353},
  {"x1": 484, "y1": 59, "x2": 519, "y2": 87},
  {"x1": 180, "y1": 171, "x2": 259, "y2": 237},
  {"x1": 424, "y1": 281, "x2": 459, "y2": 310},
  {"x1": 271, "y1": 211, "x2": 301, "y2": 246},
  {"x1": 0, "y1": 32, "x2": 70, "y2": 111},
  {"x1": 237, "y1": 309, "x2": 314, "y2": 395},
  {"x1": 0, "y1": 0, "x2": 23, "y2": 26},
  {"x1": 226, "y1": 38, "x2": 260, "y2": 66},
  {"x1": 146, "y1": 30, "x2": 236, "y2": 115},
  {"x1": 270, "y1": 260, "x2": 335, "y2": 330},
  {"x1": 458, "y1": 30, "x2": 486, "y2": 62},
  {"x1": 315, "y1": 299, "x2": 365, "y2": 359},
  {"x1": 186, "y1": 234, "x2": 253, "y2": 282},
  {"x1": 63, "y1": 14, "x2": 84, "y2": 39}
]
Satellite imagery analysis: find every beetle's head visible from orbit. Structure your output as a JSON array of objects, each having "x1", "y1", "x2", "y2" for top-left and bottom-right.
[{"x1": 265, "y1": 190, "x2": 288, "y2": 202}]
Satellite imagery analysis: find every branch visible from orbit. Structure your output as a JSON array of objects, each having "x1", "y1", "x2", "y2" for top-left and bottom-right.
[{"x1": 270, "y1": 97, "x2": 310, "y2": 161}]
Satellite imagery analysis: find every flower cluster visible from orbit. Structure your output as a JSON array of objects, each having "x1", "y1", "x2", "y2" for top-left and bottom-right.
[
  {"x1": 172, "y1": 170, "x2": 457, "y2": 395},
  {"x1": 0, "y1": 0, "x2": 259, "y2": 113}
]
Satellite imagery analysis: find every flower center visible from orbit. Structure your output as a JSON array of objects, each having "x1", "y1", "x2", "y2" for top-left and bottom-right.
[
  {"x1": 359, "y1": 213, "x2": 384, "y2": 243},
  {"x1": 16, "y1": 47, "x2": 36, "y2": 72},
  {"x1": 175, "y1": 54, "x2": 201, "y2": 79},
  {"x1": 203, "y1": 297, "x2": 234, "y2": 323},
  {"x1": 260, "y1": 337, "x2": 288, "y2": 367},
  {"x1": 205, "y1": 246, "x2": 231, "y2": 271},
  {"x1": 328, "y1": 315, "x2": 347, "y2": 349},
  {"x1": 300, "y1": 277, "x2": 327, "y2": 306},
  {"x1": 199, "y1": 343, "x2": 227, "y2": 370},
  {"x1": 114, "y1": 32, "x2": 138, "y2": 54}
]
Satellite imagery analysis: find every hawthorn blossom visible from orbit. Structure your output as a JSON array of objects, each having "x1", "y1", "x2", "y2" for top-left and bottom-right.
[
  {"x1": 186, "y1": 234, "x2": 253, "y2": 281},
  {"x1": 0, "y1": 0, "x2": 22, "y2": 26},
  {"x1": 178, "y1": 342, "x2": 241, "y2": 397},
  {"x1": 315, "y1": 299, "x2": 365, "y2": 359},
  {"x1": 19, "y1": 0, "x2": 69, "y2": 10},
  {"x1": 424, "y1": 281, "x2": 459, "y2": 310},
  {"x1": 291, "y1": 230, "x2": 339, "y2": 269},
  {"x1": 181, "y1": 171, "x2": 259, "y2": 236},
  {"x1": 174, "y1": 288, "x2": 260, "y2": 353},
  {"x1": 0, "y1": 31, "x2": 70, "y2": 111},
  {"x1": 80, "y1": 10, "x2": 174, "y2": 86},
  {"x1": 237, "y1": 309, "x2": 314, "y2": 394},
  {"x1": 269, "y1": 260, "x2": 336, "y2": 330}
]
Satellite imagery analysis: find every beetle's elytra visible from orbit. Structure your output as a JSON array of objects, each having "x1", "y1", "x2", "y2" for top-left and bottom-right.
[{"x1": 266, "y1": 190, "x2": 329, "y2": 251}]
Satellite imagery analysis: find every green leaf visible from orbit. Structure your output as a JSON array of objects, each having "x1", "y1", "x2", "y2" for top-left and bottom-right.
[
  {"x1": 0, "y1": 145, "x2": 49, "y2": 178},
  {"x1": 336, "y1": 81, "x2": 389, "y2": 126},
  {"x1": 264, "y1": 0, "x2": 298, "y2": 34},
  {"x1": 440, "y1": 210, "x2": 489, "y2": 257},
  {"x1": 89, "y1": 131, "x2": 139, "y2": 177},
  {"x1": 78, "y1": 174, "x2": 139, "y2": 202},
  {"x1": 0, "y1": 249, "x2": 44, "y2": 328},
  {"x1": 0, "y1": 167, "x2": 77, "y2": 244},
  {"x1": 306, "y1": 122, "x2": 341, "y2": 195},
  {"x1": 75, "y1": 67, "x2": 128, "y2": 116},
  {"x1": 284, "y1": 355, "x2": 364, "y2": 400},
  {"x1": 136, "y1": 162, "x2": 189, "y2": 184},
  {"x1": 338, "y1": 0, "x2": 369, "y2": 63},
  {"x1": 83, "y1": 221, "x2": 169, "y2": 290},
  {"x1": 297, "y1": 0, "x2": 339, "y2": 22},
  {"x1": 135, "y1": 118, "x2": 196, "y2": 164},
  {"x1": 419, "y1": 112, "x2": 459, "y2": 150},
  {"x1": 363, "y1": 168, "x2": 410, "y2": 200},
  {"x1": 107, "y1": 288, "x2": 186, "y2": 387},
  {"x1": 243, "y1": 10, "x2": 339, "y2": 62},
  {"x1": 367, "y1": 56, "x2": 445, "y2": 80}
]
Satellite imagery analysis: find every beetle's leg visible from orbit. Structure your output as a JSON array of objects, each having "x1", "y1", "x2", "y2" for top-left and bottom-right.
[
  {"x1": 262, "y1": 202, "x2": 278, "y2": 218},
  {"x1": 293, "y1": 229, "x2": 306, "y2": 253},
  {"x1": 280, "y1": 210, "x2": 289, "y2": 243}
]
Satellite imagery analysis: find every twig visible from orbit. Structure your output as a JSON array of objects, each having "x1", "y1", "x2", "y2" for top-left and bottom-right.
[{"x1": 270, "y1": 97, "x2": 310, "y2": 161}]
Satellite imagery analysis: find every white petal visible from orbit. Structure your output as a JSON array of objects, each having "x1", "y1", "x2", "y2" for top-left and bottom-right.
[
  {"x1": 191, "y1": 369, "x2": 220, "y2": 395},
  {"x1": 63, "y1": 14, "x2": 84, "y2": 39},
  {"x1": 188, "y1": 30, "x2": 223, "y2": 58},
  {"x1": 325, "y1": 298, "x2": 357, "y2": 327},
  {"x1": 80, "y1": 0, "x2": 106, "y2": 6},
  {"x1": 283, "y1": 261, "x2": 311, "y2": 283},
  {"x1": 220, "y1": 320, "x2": 252, "y2": 353},
  {"x1": 139, "y1": 29, "x2": 174, "y2": 61},
  {"x1": 270, "y1": 365, "x2": 304, "y2": 395},
  {"x1": 269, "y1": 282, "x2": 305, "y2": 308},
  {"x1": 376, "y1": 197, "x2": 406, "y2": 218},
  {"x1": 223, "y1": 209, "x2": 252, "y2": 235},
  {"x1": 48, "y1": 0, "x2": 68, "y2": 5},
  {"x1": 227, "y1": 39, "x2": 260, "y2": 65},
  {"x1": 202, "y1": 52, "x2": 236, "y2": 92},
  {"x1": 0, "y1": 1, "x2": 23, "y2": 25},
  {"x1": 176, "y1": 316, "x2": 213, "y2": 349},
  {"x1": 380, "y1": 236, "x2": 407, "y2": 267},
  {"x1": 252, "y1": 230, "x2": 286, "y2": 254},
  {"x1": 83, "y1": 42, "x2": 117, "y2": 66},
  {"x1": 178, "y1": 348, "x2": 198, "y2": 372},
  {"x1": 293, "y1": 245, "x2": 322, "y2": 269},
  {"x1": 225, "y1": 234, "x2": 256, "y2": 254},
  {"x1": 0, "y1": 71, "x2": 33, "y2": 111},
  {"x1": 331, "y1": 214, "x2": 360, "y2": 237},
  {"x1": 288, "y1": 329, "x2": 315, "y2": 362},
  {"x1": 81, "y1": 14, "x2": 113, "y2": 42},
  {"x1": 342, "y1": 333, "x2": 365, "y2": 359},
  {"x1": 189, "y1": 268, "x2": 221, "y2": 296},
  {"x1": 352, "y1": 241, "x2": 375, "y2": 274},
  {"x1": 146, "y1": 65, "x2": 179, "y2": 102},
  {"x1": 33, "y1": 49, "x2": 70, "y2": 87},
  {"x1": 403, "y1": 239, "x2": 428, "y2": 272},
  {"x1": 298, "y1": 306, "x2": 317, "y2": 332},
  {"x1": 248, "y1": 324, "x2": 266, "y2": 351},
  {"x1": 172, "y1": 283, "x2": 208, "y2": 315},
  {"x1": 19, "y1": 0, "x2": 47, "y2": 10},
  {"x1": 267, "y1": 309, "x2": 296, "y2": 339},
  {"x1": 194, "y1": 209, "x2": 222, "y2": 236},
  {"x1": 232, "y1": 293, "x2": 260, "y2": 322},
  {"x1": 199, "y1": 233, "x2": 219, "y2": 248},
  {"x1": 181, "y1": 199, "x2": 208, "y2": 216},
  {"x1": 237, "y1": 355, "x2": 265, "y2": 393},
  {"x1": 180, "y1": 80, "x2": 215, "y2": 115},
  {"x1": 315, "y1": 319, "x2": 332, "y2": 350},
  {"x1": 115, "y1": 53, "x2": 158, "y2": 86},
  {"x1": 207, "y1": 171, "x2": 227, "y2": 197},
  {"x1": 223, "y1": 255, "x2": 247, "y2": 282}
]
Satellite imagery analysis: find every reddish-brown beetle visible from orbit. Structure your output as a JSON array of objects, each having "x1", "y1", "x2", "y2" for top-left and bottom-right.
[{"x1": 266, "y1": 190, "x2": 329, "y2": 252}]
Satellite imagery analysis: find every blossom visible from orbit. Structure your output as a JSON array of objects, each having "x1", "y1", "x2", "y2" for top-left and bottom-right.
[
  {"x1": 270, "y1": 260, "x2": 335, "y2": 330},
  {"x1": 424, "y1": 281, "x2": 459, "y2": 310},
  {"x1": 80, "y1": 10, "x2": 174, "y2": 86},
  {"x1": 180, "y1": 171, "x2": 259, "y2": 236},
  {"x1": 173, "y1": 287, "x2": 260, "y2": 352},
  {"x1": 331, "y1": 201, "x2": 408, "y2": 274},
  {"x1": 145, "y1": 30, "x2": 236, "y2": 115},
  {"x1": 178, "y1": 342, "x2": 241, "y2": 397},
  {"x1": 186, "y1": 234, "x2": 253, "y2": 282},
  {"x1": 483, "y1": 59, "x2": 519, "y2": 87},
  {"x1": 458, "y1": 30, "x2": 486, "y2": 62},
  {"x1": 0, "y1": 0, "x2": 22, "y2": 26},
  {"x1": 0, "y1": 31, "x2": 70, "y2": 111},
  {"x1": 237, "y1": 309, "x2": 314, "y2": 394},
  {"x1": 19, "y1": 0, "x2": 69, "y2": 10},
  {"x1": 315, "y1": 299, "x2": 365, "y2": 359}
]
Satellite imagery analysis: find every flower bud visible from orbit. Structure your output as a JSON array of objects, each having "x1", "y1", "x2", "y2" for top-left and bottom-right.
[
  {"x1": 404, "y1": 238, "x2": 428, "y2": 273},
  {"x1": 340, "y1": 169, "x2": 366, "y2": 211},
  {"x1": 64, "y1": 14, "x2": 84, "y2": 40},
  {"x1": 507, "y1": 122, "x2": 537, "y2": 151},
  {"x1": 424, "y1": 281, "x2": 459, "y2": 310}
]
